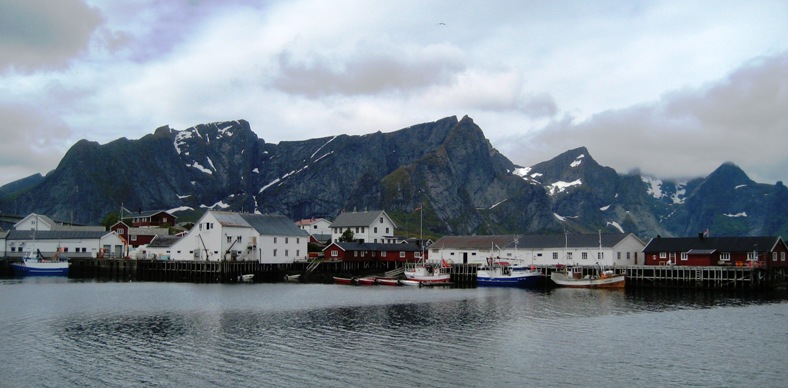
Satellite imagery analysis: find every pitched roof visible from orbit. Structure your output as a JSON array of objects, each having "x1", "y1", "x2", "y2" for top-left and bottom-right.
[
  {"x1": 211, "y1": 211, "x2": 308, "y2": 237},
  {"x1": 147, "y1": 235, "x2": 181, "y2": 248},
  {"x1": 6, "y1": 230, "x2": 112, "y2": 240},
  {"x1": 327, "y1": 242, "x2": 422, "y2": 252},
  {"x1": 643, "y1": 236, "x2": 783, "y2": 253},
  {"x1": 123, "y1": 209, "x2": 176, "y2": 219},
  {"x1": 431, "y1": 233, "x2": 636, "y2": 250},
  {"x1": 330, "y1": 210, "x2": 395, "y2": 228}
]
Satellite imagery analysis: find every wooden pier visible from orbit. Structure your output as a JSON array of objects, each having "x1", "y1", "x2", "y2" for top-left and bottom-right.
[{"x1": 2, "y1": 258, "x2": 785, "y2": 289}]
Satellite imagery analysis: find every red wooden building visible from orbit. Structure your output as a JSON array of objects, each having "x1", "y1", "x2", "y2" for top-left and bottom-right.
[
  {"x1": 123, "y1": 210, "x2": 176, "y2": 228},
  {"x1": 643, "y1": 235, "x2": 787, "y2": 267},
  {"x1": 110, "y1": 221, "x2": 170, "y2": 248},
  {"x1": 323, "y1": 242, "x2": 426, "y2": 262}
]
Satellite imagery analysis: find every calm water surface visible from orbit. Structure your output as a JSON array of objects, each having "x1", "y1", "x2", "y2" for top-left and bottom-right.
[{"x1": 1, "y1": 278, "x2": 786, "y2": 387}]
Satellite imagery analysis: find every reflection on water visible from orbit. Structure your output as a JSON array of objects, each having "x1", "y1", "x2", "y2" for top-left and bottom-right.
[{"x1": 0, "y1": 279, "x2": 786, "y2": 387}]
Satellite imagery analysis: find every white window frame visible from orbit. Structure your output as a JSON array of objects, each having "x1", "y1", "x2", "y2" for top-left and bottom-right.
[{"x1": 720, "y1": 252, "x2": 731, "y2": 261}]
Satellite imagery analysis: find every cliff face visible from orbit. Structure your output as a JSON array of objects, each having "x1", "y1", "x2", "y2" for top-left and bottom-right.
[{"x1": 1, "y1": 116, "x2": 785, "y2": 239}]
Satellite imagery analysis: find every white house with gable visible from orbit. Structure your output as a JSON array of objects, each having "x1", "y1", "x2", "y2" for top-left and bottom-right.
[
  {"x1": 430, "y1": 233, "x2": 645, "y2": 266},
  {"x1": 166, "y1": 211, "x2": 309, "y2": 263},
  {"x1": 330, "y1": 210, "x2": 397, "y2": 244}
]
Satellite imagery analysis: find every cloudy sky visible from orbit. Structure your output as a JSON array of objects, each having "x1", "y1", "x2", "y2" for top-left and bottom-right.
[{"x1": 1, "y1": 0, "x2": 786, "y2": 186}]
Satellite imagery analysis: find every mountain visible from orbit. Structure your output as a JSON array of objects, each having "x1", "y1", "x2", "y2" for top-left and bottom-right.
[{"x1": 1, "y1": 116, "x2": 785, "y2": 239}]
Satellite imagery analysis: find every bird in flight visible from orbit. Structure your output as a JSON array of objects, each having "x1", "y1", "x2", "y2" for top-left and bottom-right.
[{"x1": 438, "y1": 22, "x2": 446, "y2": 25}]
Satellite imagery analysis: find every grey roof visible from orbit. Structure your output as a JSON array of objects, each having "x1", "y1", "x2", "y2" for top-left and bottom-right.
[
  {"x1": 123, "y1": 209, "x2": 175, "y2": 219},
  {"x1": 128, "y1": 227, "x2": 169, "y2": 236},
  {"x1": 431, "y1": 233, "x2": 637, "y2": 250},
  {"x1": 327, "y1": 242, "x2": 422, "y2": 252},
  {"x1": 212, "y1": 211, "x2": 308, "y2": 237},
  {"x1": 643, "y1": 236, "x2": 784, "y2": 253},
  {"x1": 330, "y1": 210, "x2": 396, "y2": 228},
  {"x1": 57, "y1": 225, "x2": 106, "y2": 232},
  {"x1": 147, "y1": 235, "x2": 181, "y2": 248},
  {"x1": 6, "y1": 230, "x2": 112, "y2": 240}
]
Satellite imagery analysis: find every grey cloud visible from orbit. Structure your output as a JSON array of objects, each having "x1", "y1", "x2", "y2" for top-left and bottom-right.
[
  {"x1": 272, "y1": 49, "x2": 465, "y2": 97},
  {"x1": 500, "y1": 52, "x2": 788, "y2": 183},
  {"x1": 0, "y1": 103, "x2": 73, "y2": 184},
  {"x1": 0, "y1": 0, "x2": 102, "y2": 70}
]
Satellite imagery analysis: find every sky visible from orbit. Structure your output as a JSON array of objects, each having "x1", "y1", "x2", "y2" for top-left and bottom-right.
[{"x1": 1, "y1": 0, "x2": 787, "y2": 186}]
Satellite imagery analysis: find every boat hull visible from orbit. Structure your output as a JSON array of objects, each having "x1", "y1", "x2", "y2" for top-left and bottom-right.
[
  {"x1": 550, "y1": 272, "x2": 625, "y2": 288},
  {"x1": 477, "y1": 272, "x2": 542, "y2": 288},
  {"x1": 333, "y1": 276, "x2": 356, "y2": 285},
  {"x1": 11, "y1": 262, "x2": 70, "y2": 277}
]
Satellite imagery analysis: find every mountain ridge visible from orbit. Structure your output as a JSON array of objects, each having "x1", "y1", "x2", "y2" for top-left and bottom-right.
[{"x1": 1, "y1": 116, "x2": 785, "y2": 239}]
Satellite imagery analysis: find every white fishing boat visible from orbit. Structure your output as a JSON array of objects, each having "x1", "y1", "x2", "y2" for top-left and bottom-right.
[
  {"x1": 11, "y1": 251, "x2": 70, "y2": 277},
  {"x1": 550, "y1": 265, "x2": 625, "y2": 288}
]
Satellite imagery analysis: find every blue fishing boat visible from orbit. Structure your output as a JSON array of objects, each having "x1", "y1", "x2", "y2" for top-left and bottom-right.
[
  {"x1": 11, "y1": 250, "x2": 70, "y2": 277},
  {"x1": 476, "y1": 259, "x2": 542, "y2": 288}
]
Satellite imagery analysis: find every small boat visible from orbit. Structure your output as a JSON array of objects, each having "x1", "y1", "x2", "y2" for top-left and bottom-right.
[
  {"x1": 333, "y1": 276, "x2": 356, "y2": 285},
  {"x1": 283, "y1": 274, "x2": 301, "y2": 282},
  {"x1": 477, "y1": 259, "x2": 542, "y2": 288},
  {"x1": 550, "y1": 266, "x2": 625, "y2": 288},
  {"x1": 11, "y1": 250, "x2": 70, "y2": 277},
  {"x1": 356, "y1": 276, "x2": 377, "y2": 286},
  {"x1": 404, "y1": 259, "x2": 451, "y2": 284},
  {"x1": 398, "y1": 279, "x2": 422, "y2": 287},
  {"x1": 238, "y1": 274, "x2": 254, "y2": 282},
  {"x1": 375, "y1": 277, "x2": 402, "y2": 286}
]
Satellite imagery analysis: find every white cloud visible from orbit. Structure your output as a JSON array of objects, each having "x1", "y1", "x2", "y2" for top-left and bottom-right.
[{"x1": 1, "y1": 0, "x2": 787, "y2": 185}]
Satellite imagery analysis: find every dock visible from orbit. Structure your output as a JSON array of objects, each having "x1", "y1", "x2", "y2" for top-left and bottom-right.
[{"x1": 1, "y1": 258, "x2": 785, "y2": 289}]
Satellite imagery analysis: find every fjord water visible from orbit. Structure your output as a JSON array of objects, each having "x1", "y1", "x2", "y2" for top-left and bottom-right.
[{"x1": 1, "y1": 279, "x2": 786, "y2": 387}]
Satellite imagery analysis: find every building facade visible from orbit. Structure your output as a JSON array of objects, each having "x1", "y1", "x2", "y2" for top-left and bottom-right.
[
  {"x1": 330, "y1": 210, "x2": 397, "y2": 244},
  {"x1": 642, "y1": 235, "x2": 787, "y2": 267}
]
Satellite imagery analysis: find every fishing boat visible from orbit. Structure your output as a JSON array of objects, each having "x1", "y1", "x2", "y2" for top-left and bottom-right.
[
  {"x1": 238, "y1": 274, "x2": 254, "y2": 282},
  {"x1": 11, "y1": 251, "x2": 70, "y2": 277},
  {"x1": 403, "y1": 259, "x2": 451, "y2": 284},
  {"x1": 476, "y1": 259, "x2": 542, "y2": 288},
  {"x1": 550, "y1": 265, "x2": 625, "y2": 288}
]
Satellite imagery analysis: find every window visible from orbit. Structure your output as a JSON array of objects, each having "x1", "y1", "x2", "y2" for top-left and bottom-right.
[
  {"x1": 720, "y1": 252, "x2": 731, "y2": 261},
  {"x1": 598, "y1": 252, "x2": 604, "y2": 260},
  {"x1": 552, "y1": 252, "x2": 558, "y2": 260},
  {"x1": 331, "y1": 250, "x2": 338, "y2": 257},
  {"x1": 669, "y1": 253, "x2": 676, "y2": 261},
  {"x1": 381, "y1": 251, "x2": 387, "y2": 257},
  {"x1": 116, "y1": 229, "x2": 124, "y2": 234},
  {"x1": 274, "y1": 237, "x2": 277, "y2": 243},
  {"x1": 131, "y1": 235, "x2": 137, "y2": 241},
  {"x1": 296, "y1": 250, "x2": 300, "y2": 257},
  {"x1": 773, "y1": 252, "x2": 778, "y2": 261},
  {"x1": 782, "y1": 252, "x2": 785, "y2": 261},
  {"x1": 567, "y1": 252, "x2": 573, "y2": 260},
  {"x1": 238, "y1": 236, "x2": 242, "y2": 244},
  {"x1": 681, "y1": 252, "x2": 688, "y2": 261},
  {"x1": 747, "y1": 252, "x2": 757, "y2": 261},
  {"x1": 386, "y1": 228, "x2": 390, "y2": 234},
  {"x1": 380, "y1": 217, "x2": 383, "y2": 223},
  {"x1": 626, "y1": 252, "x2": 631, "y2": 260},
  {"x1": 415, "y1": 251, "x2": 421, "y2": 258},
  {"x1": 285, "y1": 250, "x2": 289, "y2": 257},
  {"x1": 659, "y1": 252, "x2": 666, "y2": 259},
  {"x1": 400, "y1": 251, "x2": 406, "y2": 258},
  {"x1": 285, "y1": 237, "x2": 289, "y2": 244},
  {"x1": 273, "y1": 249, "x2": 277, "y2": 257},
  {"x1": 227, "y1": 236, "x2": 232, "y2": 243},
  {"x1": 374, "y1": 227, "x2": 378, "y2": 233},
  {"x1": 617, "y1": 252, "x2": 621, "y2": 260},
  {"x1": 582, "y1": 252, "x2": 588, "y2": 260}
]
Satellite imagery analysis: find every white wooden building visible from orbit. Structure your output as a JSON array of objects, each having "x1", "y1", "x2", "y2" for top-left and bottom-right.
[
  {"x1": 430, "y1": 233, "x2": 646, "y2": 266},
  {"x1": 330, "y1": 210, "x2": 397, "y2": 244},
  {"x1": 163, "y1": 211, "x2": 309, "y2": 263},
  {"x1": 0, "y1": 229, "x2": 126, "y2": 259}
]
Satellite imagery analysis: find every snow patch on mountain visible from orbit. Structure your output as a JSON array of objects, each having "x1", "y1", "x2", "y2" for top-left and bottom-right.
[
  {"x1": 724, "y1": 212, "x2": 748, "y2": 218},
  {"x1": 549, "y1": 179, "x2": 582, "y2": 195},
  {"x1": 642, "y1": 176, "x2": 664, "y2": 199},
  {"x1": 606, "y1": 221, "x2": 624, "y2": 233},
  {"x1": 187, "y1": 161, "x2": 212, "y2": 174},
  {"x1": 570, "y1": 154, "x2": 584, "y2": 168}
]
